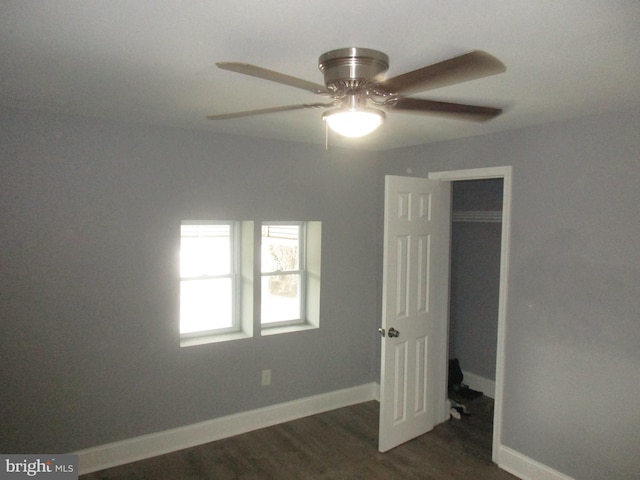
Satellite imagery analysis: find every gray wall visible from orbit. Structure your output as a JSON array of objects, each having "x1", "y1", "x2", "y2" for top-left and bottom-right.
[
  {"x1": 0, "y1": 108, "x2": 381, "y2": 453},
  {"x1": 3, "y1": 104, "x2": 639, "y2": 480},
  {"x1": 449, "y1": 179, "x2": 503, "y2": 381},
  {"x1": 379, "y1": 107, "x2": 640, "y2": 480}
]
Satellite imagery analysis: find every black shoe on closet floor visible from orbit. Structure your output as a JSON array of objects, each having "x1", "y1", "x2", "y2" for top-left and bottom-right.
[{"x1": 458, "y1": 385, "x2": 483, "y2": 400}]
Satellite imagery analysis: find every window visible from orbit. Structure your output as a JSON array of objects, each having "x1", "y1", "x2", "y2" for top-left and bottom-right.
[
  {"x1": 179, "y1": 220, "x2": 319, "y2": 346},
  {"x1": 260, "y1": 221, "x2": 322, "y2": 336},
  {"x1": 180, "y1": 222, "x2": 238, "y2": 336},
  {"x1": 261, "y1": 223, "x2": 305, "y2": 326}
]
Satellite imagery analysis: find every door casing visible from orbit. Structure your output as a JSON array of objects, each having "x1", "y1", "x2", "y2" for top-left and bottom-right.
[{"x1": 428, "y1": 166, "x2": 512, "y2": 463}]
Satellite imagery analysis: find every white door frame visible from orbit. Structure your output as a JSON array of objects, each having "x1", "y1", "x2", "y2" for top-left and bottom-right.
[{"x1": 428, "y1": 166, "x2": 512, "y2": 464}]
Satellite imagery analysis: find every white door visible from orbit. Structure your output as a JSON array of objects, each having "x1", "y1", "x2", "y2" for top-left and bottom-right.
[{"x1": 378, "y1": 175, "x2": 451, "y2": 452}]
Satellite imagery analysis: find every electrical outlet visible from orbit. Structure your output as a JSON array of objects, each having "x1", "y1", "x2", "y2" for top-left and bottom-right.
[{"x1": 261, "y1": 369, "x2": 271, "y2": 386}]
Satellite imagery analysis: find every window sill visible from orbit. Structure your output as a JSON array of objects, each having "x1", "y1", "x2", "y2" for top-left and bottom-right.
[
  {"x1": 260, "y1": 322, "x2": 318, "y2": 337},
  {"x1": 180, "y1": 330, "x2": 251, "y2": 348}
]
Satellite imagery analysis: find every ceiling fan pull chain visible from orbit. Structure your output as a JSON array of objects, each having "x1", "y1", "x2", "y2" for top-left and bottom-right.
[{"x1": 325, "y1": 119, "x2": 329, "y2": 150}]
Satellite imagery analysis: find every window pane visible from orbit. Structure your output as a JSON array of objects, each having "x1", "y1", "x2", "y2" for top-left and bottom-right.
[
  {"x1": 180, "y1": 278, "x2": 232, "y2": 333},
  {"x1": 261, "y1": 224, "x2": 299, "y2": 272},
  {"x1": 261, "y1": 274, "x2": 301, "y2": 323},
  {"x1": 180, "y1": 224, "x2": 231, "y2": 277}
]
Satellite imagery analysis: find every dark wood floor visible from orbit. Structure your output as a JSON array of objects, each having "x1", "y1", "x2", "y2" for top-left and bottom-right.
[{"x1": 81, "y1": 396, "x2": 518, "y2": 479}]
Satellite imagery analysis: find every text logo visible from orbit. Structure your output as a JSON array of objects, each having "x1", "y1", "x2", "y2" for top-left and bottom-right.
[{"x1": 1, "y1": 455, "x2": 77, "y2": 479}]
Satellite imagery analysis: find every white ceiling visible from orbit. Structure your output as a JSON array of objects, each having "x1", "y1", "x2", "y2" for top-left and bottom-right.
[{"x1": 1, "y1": 1, "x2": 639, "y2": 151}]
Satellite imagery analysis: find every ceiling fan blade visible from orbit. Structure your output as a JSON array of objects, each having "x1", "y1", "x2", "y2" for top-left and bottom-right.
[
  {"x1": 207, "y1": 103, "x2": 333, "y2": 120},
  {"x1": 387, "y1": 97, "x2": 502, "y2": 122},
  {"x1": 374, "y1": 50, "x2": 505, "y2": 96},
  {"x1": 217, "y1": 62, "x2": 330, "y2": 95}
]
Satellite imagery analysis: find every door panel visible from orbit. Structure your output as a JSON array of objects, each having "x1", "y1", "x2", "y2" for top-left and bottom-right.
[
  {"x1": 379, "y1": 175, "x2": 451, "y2": 453},
  {"x1": 415, "y1": 336, "x2": 427, "y2": 415},
  {"x1": 396, "y1": 235, "x2": 410, "y2": 317},
  {"x1": 393, "y1": 341, "x2": 408, "y2": 422}
]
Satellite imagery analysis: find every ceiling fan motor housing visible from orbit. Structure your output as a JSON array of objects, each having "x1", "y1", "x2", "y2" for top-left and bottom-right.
[{"x1": 318, "y1": 48, "x2": 389, "y2": 92}]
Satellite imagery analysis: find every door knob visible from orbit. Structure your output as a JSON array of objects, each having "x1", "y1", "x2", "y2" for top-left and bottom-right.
[
  {"x1": 388, "y1": 327, "x2": 400, "y2": 338},
  {"x1": 378, "y1": 328, "x2": 385, "y2": 337}
]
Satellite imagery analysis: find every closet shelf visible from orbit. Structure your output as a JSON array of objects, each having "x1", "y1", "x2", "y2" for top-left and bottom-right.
[{"x1": 452, "y1": 210, "x2": 502, "y2": 223}]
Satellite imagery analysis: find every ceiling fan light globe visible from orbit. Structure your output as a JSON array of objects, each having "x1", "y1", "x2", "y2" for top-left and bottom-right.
[{"x1": 323, "y1": 109, "x2": 385, "y2": 138}]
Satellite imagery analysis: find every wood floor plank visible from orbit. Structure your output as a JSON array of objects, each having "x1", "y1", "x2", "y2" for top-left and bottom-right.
[{"x1": 81, "y1": 397, "x2": 518, "y2": 479}]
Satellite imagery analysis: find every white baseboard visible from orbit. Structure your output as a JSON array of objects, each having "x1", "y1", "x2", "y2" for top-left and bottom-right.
[
  {"x1": 75, "y1": 382, "x2": 377, "y2": 475},
  {"x1": 462, "y1": 370, "x2": 496, "y2": 399},
  {"x1": 497, "y1": 445, "x2": 575, "y2": 480},
  {"x1": 373, "y1": 382, "x2": 380, "y2": 402}
]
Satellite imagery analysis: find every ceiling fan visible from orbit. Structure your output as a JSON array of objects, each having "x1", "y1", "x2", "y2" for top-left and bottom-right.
[{"x1": 207, "y1": 48, "x2": 506, "y2": 138}]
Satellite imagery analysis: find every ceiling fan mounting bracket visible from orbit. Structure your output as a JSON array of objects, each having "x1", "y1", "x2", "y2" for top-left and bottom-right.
[{"x1": 318, "y1": 48, "x2": 389, "y2": 93}]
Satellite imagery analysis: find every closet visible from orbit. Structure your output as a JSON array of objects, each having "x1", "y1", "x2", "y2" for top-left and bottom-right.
[{"x1": 449, "y1": 178, "x2": 503, "y2": 398}]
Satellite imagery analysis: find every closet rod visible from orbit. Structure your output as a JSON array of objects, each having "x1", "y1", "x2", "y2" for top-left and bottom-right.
[{"x1": 452, "y1": 210, "x2": 502, "y2": 223}]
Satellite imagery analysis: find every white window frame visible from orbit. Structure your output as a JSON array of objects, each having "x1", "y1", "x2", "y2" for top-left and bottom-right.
[
  {"x1": 260, "y1": 222, "x2": 307, "y2": 328},
  {"x1": 180, "y1": 221, "x2": 254, "y2": 347},
  {"x1": 260, "y1": 221, "x2": 321, "y2": 336}
]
